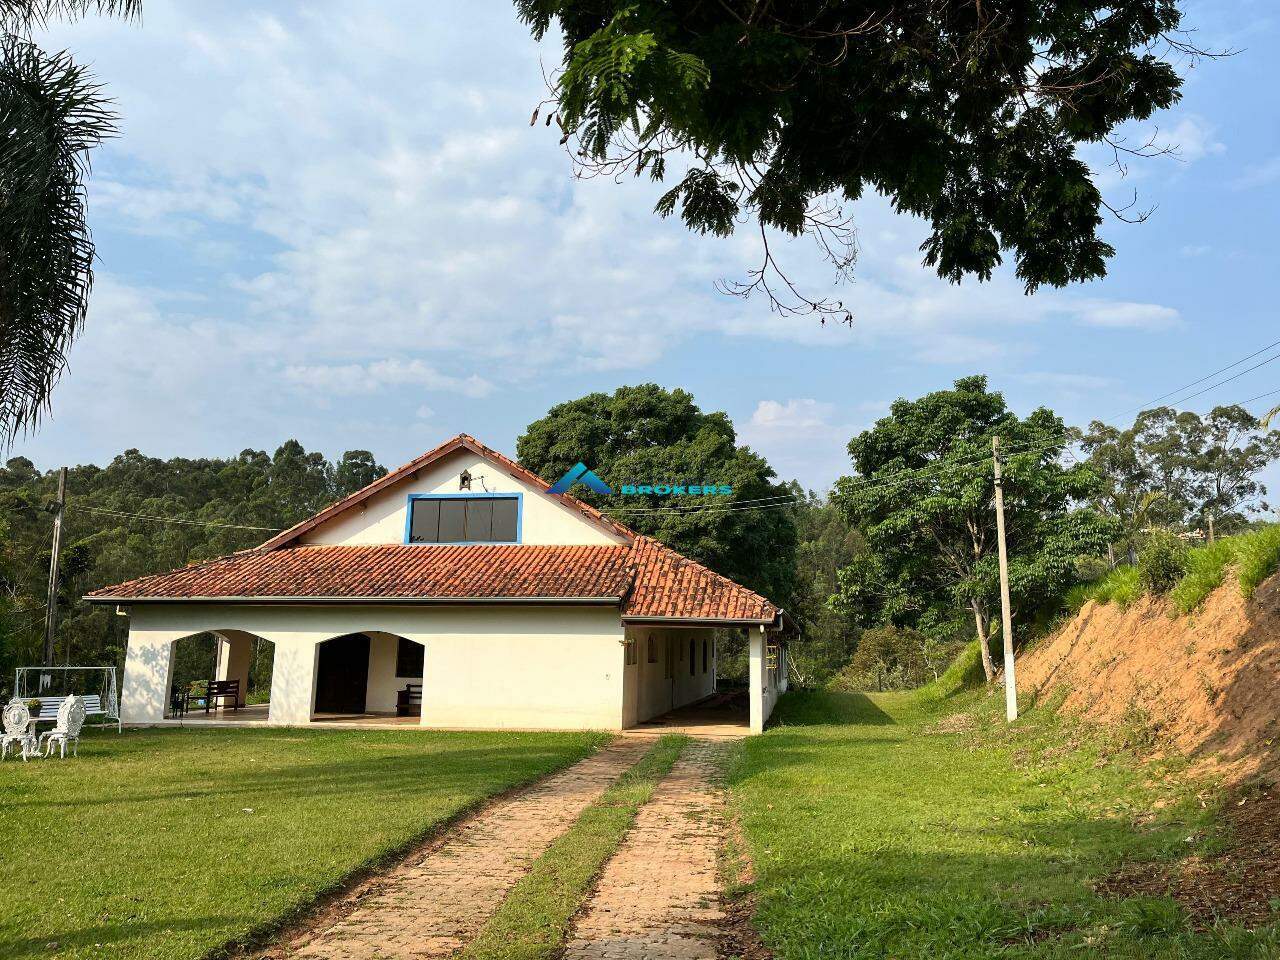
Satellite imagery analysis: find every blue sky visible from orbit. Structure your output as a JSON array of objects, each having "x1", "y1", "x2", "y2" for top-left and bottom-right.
[{"x1": 15, "y1": 1, "x2": 1280, "y2": 497}]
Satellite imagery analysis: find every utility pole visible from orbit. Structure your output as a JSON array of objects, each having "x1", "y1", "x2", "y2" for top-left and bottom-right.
[
  {"x1": 992, "y1": 438, "x2": 1018, "y2": 722},
  {"x1": 42, "y1": 466, "x2": 68, "y2": 668}
]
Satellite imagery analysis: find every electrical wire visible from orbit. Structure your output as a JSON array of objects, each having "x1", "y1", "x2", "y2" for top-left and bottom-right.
[
  {"x1": 75, "y1": 505, "x2": 282, "y2": 532},
  {"x1": 59, "y1": 340, "x2": 1280, "y2": 529}
]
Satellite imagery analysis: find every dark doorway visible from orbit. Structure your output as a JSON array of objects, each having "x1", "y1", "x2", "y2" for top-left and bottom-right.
[{"x1": 314, "y1": 633, "x2": 370, "y2": 713}]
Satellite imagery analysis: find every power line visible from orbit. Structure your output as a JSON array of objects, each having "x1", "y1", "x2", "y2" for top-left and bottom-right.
[
  {"x1": 75, "y1": 506, "x2": 283, "y2": 532},
  {"x1": 59, "y1": 342, "x2": 1280, "y2": 529},
  {"x1": 603, "y1": 371, "x2": 1280, "y2": 519}
]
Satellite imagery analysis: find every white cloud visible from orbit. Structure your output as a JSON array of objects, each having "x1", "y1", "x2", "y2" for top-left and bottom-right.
[
  {"x1": 1235, "y1": 156, "x2": 1280, "y2": 190},
  {"x1": 18, "y1": 1, "x2": 1197, "y2": 484},
  {"x1": 1071, "y1": 301, "x2": 1183, "y2": 331},
  {"x1": 740, "y1": 399, "x2": 863, "y2": 490},
  {"x1": 283, "y1": 360, "x2": 492, "y2": 398},
  {"x1": 1160, "y1": 115, "x2": 1226, "y2": 163}
]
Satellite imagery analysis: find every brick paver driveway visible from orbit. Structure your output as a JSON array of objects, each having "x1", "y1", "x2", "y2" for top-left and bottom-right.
[
  {"x1": 270, "y1": 738, "x2": 650, "y2": 960},
  {"x1": 563, "y1": 740, "x2": 731, "y2": 960}
]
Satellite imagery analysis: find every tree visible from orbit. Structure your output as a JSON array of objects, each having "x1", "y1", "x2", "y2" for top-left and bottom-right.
[
  {"x1": 1078, "y1": 419, "x2": 1167, "y2": 564},
  {"x1": 831, "y1": 376, "x2": 1115, "y2": 681},
  {"x1": 1122, "y1": 406, "x2": 1280, "y2": 541},
  {"x1": 518, "y1": 1, "x2": 1203, "y2": 318},
  {"x1": 786, "y1": 486, "x2": 863, "y2": 684},
  {"x1": 0, "y1": 441, "x2": 386, "y2": 690},
  {"x1": 1, "y1": 1, "x2": 139, "y2": 445},
  {"x1": 516, "y1": 383, "x2": 796, "y2": 601}
]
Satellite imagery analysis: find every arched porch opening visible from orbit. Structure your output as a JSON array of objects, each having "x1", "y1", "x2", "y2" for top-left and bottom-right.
[
  {"x1": 310, "y1": 631, "x2": 424, "y2": 724},
  {"x1": 166, "y1": 630, "x2": 274, "y2": 721}
]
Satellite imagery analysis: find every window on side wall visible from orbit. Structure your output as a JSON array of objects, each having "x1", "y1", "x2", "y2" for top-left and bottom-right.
[
  {"x1": 408, "y1": 495, "x2": 518, "y2": 544},
  {"x1": 647, "y1": 635, "x2": 657, "y2": 663},
  {"x1": 702, "y1": 638, "x2": 708, "y2": 674},
  {"x1": 396, "y1": 637, "x2": 424, "y2": 678},
  {"x1": 689, "y1": 639, "x2": 695, "y2": 676}
]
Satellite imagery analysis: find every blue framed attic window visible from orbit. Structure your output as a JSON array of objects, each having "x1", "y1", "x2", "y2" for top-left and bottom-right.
[{"x1": 404, "y1": 493, "x2": 522, "y2": 545}]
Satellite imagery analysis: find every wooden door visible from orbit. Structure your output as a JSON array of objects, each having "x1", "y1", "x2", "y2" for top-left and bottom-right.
[{"x1": 314, "y1": 633, "x2": 370, "y2": 714}]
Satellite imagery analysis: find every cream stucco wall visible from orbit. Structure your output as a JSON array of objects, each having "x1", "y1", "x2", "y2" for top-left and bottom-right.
[
  {"x1": 622, "y1": 626, "x2": 716, "y2": 725},
  {"x1": 748, "y1": 627, "x2": 784, "y2": 733},
  {"x1": 365, "y1": 630, "x2": 423, "y2": 714},
  {"x1": 120, "y1": 602, "x2": 627, "y2": 730},
  {"x1": 299, "y1": 449, "x2": 626, "y2": 547}
]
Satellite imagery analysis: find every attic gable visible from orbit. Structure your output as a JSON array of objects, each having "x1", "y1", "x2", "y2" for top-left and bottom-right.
[{"x1": 259, "y1": 434, "x2": 635, "y2": 550}]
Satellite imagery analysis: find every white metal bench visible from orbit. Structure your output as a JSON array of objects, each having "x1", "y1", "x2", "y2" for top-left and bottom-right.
[{"x1": 31, "y1": 695, "x2": 103, "y2": 723}]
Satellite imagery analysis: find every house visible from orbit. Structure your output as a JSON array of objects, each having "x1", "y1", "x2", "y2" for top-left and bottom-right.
[{"x1": 87, "y1": 435, "x2": 791, "y2": 733}]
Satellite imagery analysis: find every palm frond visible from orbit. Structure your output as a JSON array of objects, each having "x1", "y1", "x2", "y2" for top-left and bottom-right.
[
  {"x1": 0, "y1": 2, "x2": 141, "y2": 31},
  {"x1": 0, "y1": 34, "x2": 117, "y2": 445}
]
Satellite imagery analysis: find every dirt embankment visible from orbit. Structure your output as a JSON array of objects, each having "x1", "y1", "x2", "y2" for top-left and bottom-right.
[{"x1": 1018, "y1": 572, "x2": 1280, "y2": 785}]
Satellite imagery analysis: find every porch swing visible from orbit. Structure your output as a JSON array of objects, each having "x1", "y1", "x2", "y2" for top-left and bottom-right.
[{"x1": 13, "y1": 666, "x2": 121, "y2": 732}]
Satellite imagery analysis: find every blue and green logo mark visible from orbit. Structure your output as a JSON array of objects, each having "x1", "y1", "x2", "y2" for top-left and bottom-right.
[
  {"x1": 548, "y1": 462, "x2": 732, "y2": 497},
  {"x1": 548, "y1": 462, "x2": 613, "y2": 495}
]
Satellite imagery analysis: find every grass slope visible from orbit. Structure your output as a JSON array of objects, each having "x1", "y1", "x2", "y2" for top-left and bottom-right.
[
  {"x1": 729, "y1": 690, "x2": 1279, "y2": 959},
  {"x1": 0, "y1": 726, "x2": 605, "y2": 960}
]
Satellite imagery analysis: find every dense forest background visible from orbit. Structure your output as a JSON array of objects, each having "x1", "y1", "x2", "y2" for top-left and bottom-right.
[{"x1": 2, "y1": 380, "x2": 1277, "y2": 701}]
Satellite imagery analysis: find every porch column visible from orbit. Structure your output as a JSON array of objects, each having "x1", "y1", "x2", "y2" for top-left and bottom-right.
[
  {"x1": 748, "y1": 625, "x2": 765, "y2": 734},
  {"x1": 214, "y1": 632, "x2": 253, "y2": 708},
  {"x1": 268, "y1": 639, "x2": 319, "y2": 725},
  {"x1": 120, "y1": 625, "x2": 179, "y2": 724}
]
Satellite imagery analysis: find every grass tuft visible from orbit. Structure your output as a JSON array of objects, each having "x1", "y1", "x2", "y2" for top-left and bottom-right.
[
  {"x1": 1091, "y1": 565, "x2": 1144, "y2": 609},
  {"x1": 1237, "y1": 524, "x2": 1280, "y2": 599},
  {"x1": 1170, "y1": 538, "x2": 1242, "y2": 614}
]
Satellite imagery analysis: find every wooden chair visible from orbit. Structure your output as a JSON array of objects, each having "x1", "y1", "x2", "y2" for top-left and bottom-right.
[
  {"x1": 396, "y1": 683, "x2": 422, "y2": 717},
  {"x1": 201, "y1": 679, "x2": 241, "y2": 714}
]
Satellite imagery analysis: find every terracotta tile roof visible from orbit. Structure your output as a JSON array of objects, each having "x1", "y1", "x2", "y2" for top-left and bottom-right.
[
  {"x1": 86, "y1": 536, "x2": 782, "y2": 625},
  {"x1": 258, "y1": 434, "x2": 636, "y2": 550},
  {"x1": 622, "y1": 537, "x2": 779, "y2": 624},
  {"x1": 86, "y1": 544, "x2": 634, "y2": 602}
]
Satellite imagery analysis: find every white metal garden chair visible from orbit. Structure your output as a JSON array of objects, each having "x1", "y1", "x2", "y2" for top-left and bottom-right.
[
  {"x1": 40, "y1": 695, "x2": 86, "y2": 759},
  {"x1": 1, "y1": 698, "x2": 38, "y2": 761}
]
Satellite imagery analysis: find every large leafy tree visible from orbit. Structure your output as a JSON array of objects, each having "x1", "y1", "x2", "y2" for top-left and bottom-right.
[
  {"x1": 516, "y1": 383, "x2": 796, "y2": 602},
  {"x1": 832, "y1": 376, "x2": 1114, "y2": 681},
  {"x1": 1085, "y1": 405, "x2": 1280, "y2": 542},
  {"x1": 1, "y1": 0, "x2": 137, "y2": 445},
  {"x1": 518, "y1": 1, "x2": 1201, "y2": 317}
]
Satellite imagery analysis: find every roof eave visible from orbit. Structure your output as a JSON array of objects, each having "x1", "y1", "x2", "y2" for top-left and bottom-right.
[
  {"x1": 621, "y1": 615, "x2": 778, "y2": 627},
  {"x1": 85, "y1": 594, "x2": 626, "y2": 606}
]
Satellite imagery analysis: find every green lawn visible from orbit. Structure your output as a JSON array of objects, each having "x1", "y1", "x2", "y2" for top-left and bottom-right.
[
  {"x1": 0, "y1": 726, "x2": 607, "y2": 960},
  {"x1": 730, "y1": 689, "x2": 1280, "y2": 959}
]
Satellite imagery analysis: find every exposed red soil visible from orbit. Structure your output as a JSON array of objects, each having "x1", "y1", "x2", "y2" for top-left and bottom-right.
[
  {"x1": 1019, "y1": 572, "x2": 1280, "y2": 927},
  {"x1": 1018, "y1": 572, "x2": 1280, "y2": 785}
]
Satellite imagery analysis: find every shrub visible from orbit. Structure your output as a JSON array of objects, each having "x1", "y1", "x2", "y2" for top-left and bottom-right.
[
  {"x1": 828, "y1": 625, "x2": 962, "y2": 692},
  {"x1": 1236, "y1": 524, "x2": 1280, "y2": 599},
  {"x1": 1170, "y1": 537, "x2": 1241, "y2": 614},
  {"x1": 1137, "y1": 530, "x2": 1189, "y2": 595}
]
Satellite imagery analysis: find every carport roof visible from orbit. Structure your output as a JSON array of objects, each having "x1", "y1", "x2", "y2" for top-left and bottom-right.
[{"x1": 85, "y1": 537, "x2": 785, "y2": 626}]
